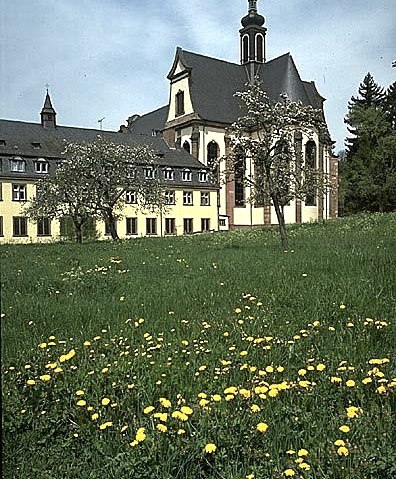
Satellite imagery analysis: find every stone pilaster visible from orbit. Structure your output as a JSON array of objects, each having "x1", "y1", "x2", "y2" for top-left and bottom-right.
[
  {"x1": 294, "y1": 130, "x2": 303, "y2": 224},
  {"x1": 224, "y1": 134, "x2": 234, "y2": 228},
  {"x1": 190, "y1": 126, "x2": 200, "y2": 160},
  {"x1": 318, "y1": 142, "x2": 324, "y2": 221}
]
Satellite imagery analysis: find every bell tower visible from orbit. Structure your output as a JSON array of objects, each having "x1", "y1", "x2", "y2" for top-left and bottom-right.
[
  {"x1": 240, "y1": 0, "x2": 267, "y2": 82},
  {"x1": 40, "y1": 89, "x2": 57, "y2": 128}
]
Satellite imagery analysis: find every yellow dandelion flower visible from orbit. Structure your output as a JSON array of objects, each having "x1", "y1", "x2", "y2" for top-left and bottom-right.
[
  {"x1": 177, "y1": 429, "x2": 186, "y2": 435},
  {"x1": 83, "y1": 341, "x2": 91, "y2": 347},
  {"x1": 239, "y1": 388, "x2": 251, "y2": 399},
  {"x1": 346, "y1": 406, "x2": 362, "y2": 418},
  {"x1": 256, "y1": 422, "x2": 269, "y2": 433},
  {"x1": 283, "y1": 469, "x2": 296, "y2": 477},
  {"x1": 339, "y1": 425, "x2": 350, "y2": 433},
  {"x1": 234, "y1": 308, "x2": 242, "y2": 314},
  {"x1": 76, "y1": 390, "x2": 85, "y2": 396},
  {"x1": 76, "y1": 400, "x2": 87, "y2": 407},
  {"x1": 212, "y1": 394, "x2": 222, "y2": 402},
  {"x1": 268, "y1": 388, "x2": 279, "y2": 397},
  {"x1": 180, "y1": 406, "x2": 193, "y2": 415},
  {"x1": 39, "y1": 374, "x2": 51, "y2": 382},
  {"x1": 345, "y1": 380, "x2": 356, "y2": 387},
  {"x1": 331, "y1": 376, "x2": 342, "y2": 383},
  {"x1": 156, "y1": 423, "x2": 167, "y2": 433},
  {"x1": 334, "y1": 439, "x2": 345, "y2": 447},
  {"x1": 299, "y1": 463, "x2": 310, "y2": 471},
  {"x1": 298, "y1": 449, "x2": 308, "y2": 457},
  {"x1": 316, "y1": 363, "x2": 326, "y2": 371},
  {"x1": 251, "y1": 404, "x2": 261, "y2": 413},
  {"x1": 337, "y1": 446, "x2": 349, "y2": 456},
  {"x1": 26, "y1": 379, "x2": 36, "y2": 386},
  {"x1": 376, "y1": 385, "x2": 387, "y2": 394},
  {"x1": 54, "y1": 367, "x2": 63, "y2": 373},
  {"x1": 99, "y1": 421, "x2": 113, "y2": 430},
  {"x1": 286, "y1": 449, "x2": 296, "y2": 455},
  {"x1": 199, "y1": 398, "x2": 210, "y2": 407},
  {"x1": 101, "y1": 397, "x2": 111, "y2": 406},
  {"x1": 135, "y1": 427, "x2": 146, "y2": 442},
  {"x1": 101, "y1": 367, "x2": 109, "y2": 373},
  {"x1": 39, "y1": 342, "x2": 47, "y2": 349},
  {"x1": 204, "y1": 443, "x2": 217, "y2": 453},
  {"x1": 339, "y1": 304, "x2": 346, "y2": 310},
  {"x1": 143, "y1": 405, "x2": 155, "y2": 414},
  {"x1": 298, "y1": 369, "x2": 307, "y2": 376}
]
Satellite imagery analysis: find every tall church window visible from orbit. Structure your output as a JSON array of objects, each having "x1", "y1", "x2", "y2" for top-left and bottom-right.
[
  {"x1": 183, "y1": 141, "x2": 191, "y2": 154},
  {"x1": 176, "y1": 90, "x2": 185, "y2": 116},
  {"x1": 242, "y1": 35, "x2": 249, "y2": 63},
  {"x1": 305, "y1": 141, "x2": 317, "y2": 206},
  {"x1": 207, "y1": 141, "x2": 219, "y2": 182},
  {"x1": 256, "y1": 34, "x2": 264, "y2": 62},
  {"x1": 234, "y1": 150, "x2": 245, "y2": 206}
]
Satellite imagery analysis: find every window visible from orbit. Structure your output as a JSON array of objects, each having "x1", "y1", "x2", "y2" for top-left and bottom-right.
[
  {"x1": 200, "y1": 192, "x2": 210, "y2": 206},
  {"x1": 254, "y1": 160, "x2": 266, "y2": 207},
  {"x1": 183, "y1": 191, "x2": 193, "y2": 205},
  {"x1": 10, "y1": 158, "x2": 25, "y2": 172},
  {"x1": 201, "y1": 218, "x2": 210, "y2": 232},
  {"x1": 37, "y1": 217, "x2": 51, "y2": 236},
  {"x1": 219, "y1": 218, "x2": 226, "y2": 227},
  {"x1": 126, "y1": 190, "x2": 137, "y2": 204},
  {"x1": 198, "y1": 171, "x2": 207, "y2": 182},
  {"x1": 146, "y1": 218, "x2": 157, "y2": 235},
  {"x1": 31, "y1": 142, "x2": 41, "y2": 149},
  {"x1": 242, "y1": 35, "x2": 249, "y2": 63},
  {"x1": 12, "y1": 184, "x2": 27, "y2": 201},
  {"x1": 165, "y1": 190, "x2": 175, "y2": 205},
  {"x1": 176, "y1": 90, "x2": 185, "y2": 116},
  {"x1": 165, "y1": 218, "x2": 176, "y2": 235},
  {"x1": 105, "y1": 220, "x2": 117, "y2": 236},
  {"x1": 183, "y1": 141, "x2": 191, "y2": 154},
  {"x1": 126, "y1": 168, "x2": 136, "y2": 180},
  {"x1": 144, "y1": 167, "x2": 155, "y2": 179},
  {"x1": 35, "y1": 159, "x2": 49, "y2": 174},
  {"x1": 0, "y1": 182, "x2": 2, "y2": 201},
  {"x1": 305, "y1": 141, "x2": 317, "y2": 206},
  {"x1": 0, "y1": 216, "x2": 3, "y2": 236},
  {"x1": 207, "y1": 141, "x2": 219, "y2": 182},
  {"x1": 234, "y1": 152, "x2": 245, "y2": 206},
  {"x1": 126, "y1": 217, "x2": 138, "y2": 235},
  {"x1": 183, "y1": 218, "x2": 193, "y2": 234},
  {"x1": 0, "y1": 140, "x2": 6, "y2": 146},
  {"x1": 164, "y1": 168, "x2": 174, "y2": 180},
  {"x1": 256, "y1": 33, "x2": 264, "y2": 62},
  {"x1": 13, "y1": 217, "x2": 28, "y2": 237},
  {"x1": 182, "y1": 169, "x2": 192, "y2": 181}
]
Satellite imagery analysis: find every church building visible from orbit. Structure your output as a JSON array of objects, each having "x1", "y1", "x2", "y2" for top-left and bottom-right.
[
  {"x1": 123, "y1": 0, "x2": 338, "y2": 228},
  {"x1": 0, "y1": 0, "x2": 338, "y2": 243}
]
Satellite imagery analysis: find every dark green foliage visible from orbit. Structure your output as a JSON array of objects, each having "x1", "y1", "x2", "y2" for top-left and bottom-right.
[{"x1": 341, "y1": 73, "x2": 396, "y2": 215}]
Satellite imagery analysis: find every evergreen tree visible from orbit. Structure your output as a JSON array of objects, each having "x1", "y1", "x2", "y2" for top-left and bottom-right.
[{"x1": 342, "y1": 74, "x2": 396, "y2": 215}]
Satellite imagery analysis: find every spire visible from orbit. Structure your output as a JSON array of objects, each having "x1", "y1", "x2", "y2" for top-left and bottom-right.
[
  {"x1": 40, "y1": 89, "x2": 57, "y2": 128},
  {"x1": 240, "y1": 0, "x2": 267, "y2": 82}
]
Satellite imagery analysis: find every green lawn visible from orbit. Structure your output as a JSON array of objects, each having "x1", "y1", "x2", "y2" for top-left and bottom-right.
[{"x1": 1, "y1": 214, "x2": 395, "y2": 479}]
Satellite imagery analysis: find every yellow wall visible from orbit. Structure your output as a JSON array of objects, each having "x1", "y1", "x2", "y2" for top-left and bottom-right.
[{"x1": 0, "y1": 180, "x2": 218, "y2": 243}]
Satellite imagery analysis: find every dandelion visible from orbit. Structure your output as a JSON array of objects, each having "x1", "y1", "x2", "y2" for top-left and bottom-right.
[
  {"x1": 101, "y1": 398, "x2": 111, "y2": 406},
  {"x1": 256, "y1": 422, "x2": 269, "y2": 433},
  {"x1": 339, "y1": 425, "x2": 350, "y2": 433},
  {"x1": 177, "y1": 429, "x2": 186, "y2": 435},
  {"x1": 26, "y1": 379, "x2": 36, "y2": 386},
  {"x1": 212, "y1": 394, "x2": 222, "y2": 402},
  {"x1": 346, "y1": 406, "x2": 362, "y2": 418},
  {"x1": 283, "y1": 470, "x2": 296, "y2": 477},
  {"x1": 286, "y1": 450, "x2": 296, "y2": 455},
  {"x1": 91, "y1": 412, "x2": 99, "y2": 421},
  {"x1": 39, "y1": 374, "x2": 51, "y2": 382},
  {"x1": 204, "y1": 443, "x2": 217, "y2": 453},
  {"x1": 345, "y1": 380, "x2": 356, "y2": 388},
  {"x1": 339, "y1": 304, "x2": 346, "y2": 310},
  {"x1": 156, "y1": 423, "x2": 167, "y2": 433},
  {"x1": 99, "y1": 421, "x2": 113, "y2": 430},
  {"x1": 251, "y1": 404, "x2": 261, "y2": 413},
  {"x1": 180, "y1": 406, "x2": 193, "y2": 415},
  {"x1": 316, "y1": 363, "x2": 326, "y2": 371},
  {"x1": 337, "y1": 446, "x2": 349, "y2": 456},
  {"x1": 299, "y1": 463, "x2": 311, "y2": 471},
  {"x1": 297, "y1": 449, "x2": 308, "y2": 457},
  {"x1": 76, "y1": 400, "x2": 86, "y2": 407},
  {"x1": 39, "y1": 342, "x2": 47, "y2": 349},
  {"x1": 334, "y1": 439, "x2": 345, "y2": 447},
  {"x1": 76, "y1": 390, "x2": 85, "y2": 396}
]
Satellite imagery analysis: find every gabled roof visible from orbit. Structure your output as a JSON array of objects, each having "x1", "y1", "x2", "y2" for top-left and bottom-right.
[
  {"x1": 129, "y1": 48, "x2": 327, "y2": 135},
  {"x1": 122, "y1": 105, "x2": 169, "y2": 136},
  {"x1": 41, "y1": 91, "x2": 56, "y2": 114},
  {"x1": 0, "y1": 119, "x2": 207, "y2": 170}
]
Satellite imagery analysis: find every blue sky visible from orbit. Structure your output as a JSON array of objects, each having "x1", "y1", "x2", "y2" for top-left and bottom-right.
[{"x1": 1, "y1": 0, "x2": 395, "y2": 151}]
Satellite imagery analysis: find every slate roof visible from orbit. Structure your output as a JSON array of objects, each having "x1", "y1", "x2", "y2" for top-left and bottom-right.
[
  {"x1": 0, "y1": 119, "x2": 214, "y2": 187},
  {"x1": 124, "y1": 106, "x2": 169, "y2": 136},
  {"x1": 130, "y1": 48, "x2": 326, "y2": 134}
]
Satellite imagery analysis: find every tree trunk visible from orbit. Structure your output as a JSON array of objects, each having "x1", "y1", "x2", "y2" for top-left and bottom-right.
[
  {"x1": 106, "y1": 211, "x2": 119, "y2": 240},
  {"x1": 272, "y1": 195, "x2": 288, "y2": 248},
  {"x1": 74, "y1": 221, "x2": 83, "y2": 244}
]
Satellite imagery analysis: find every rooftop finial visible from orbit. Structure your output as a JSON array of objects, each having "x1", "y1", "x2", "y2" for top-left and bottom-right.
[{"x1": 248, "y1": 0, "x2": 258, "y2": 13}]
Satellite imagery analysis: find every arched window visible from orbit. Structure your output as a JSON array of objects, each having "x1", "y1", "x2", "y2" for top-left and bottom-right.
[
  {"x1": 305, "y1": 141, "x2": 317, "y2": 206},
  {"x1": 175, "y1": 90, "x2": 184, "y2": 116},
  {"x1": 207, "y1": 141, "x2": 219, "y2": 182},
  {"x1": 242, "y1": 35, "x2": 249, "y2": 63},
  {"x1": 183, "y1": 141, "x2": 191, "y2": 154},
  {"x1": 256, "y1": 34, "x2": 264, "y2": 62},
  {"x1": 234, "y1": 149, "x2": 246, "y2": 206}
]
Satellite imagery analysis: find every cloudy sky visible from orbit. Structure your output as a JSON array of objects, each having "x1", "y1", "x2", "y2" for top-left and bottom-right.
[{"x1": 1, "y1": 0, "x2": 395, "y2": 151}]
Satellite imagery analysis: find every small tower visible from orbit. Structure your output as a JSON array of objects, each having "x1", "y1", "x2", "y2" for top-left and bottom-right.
[
  {"x1": 40, "y1": 90, "x2": 57, "y2": 128},
  {"x1": 240, "y1": 0, "x2": 267, "y2": 82}
]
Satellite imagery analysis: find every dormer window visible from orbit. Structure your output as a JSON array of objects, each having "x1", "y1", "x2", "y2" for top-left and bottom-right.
[
  {"x1": 183, "y1": 141, "x2": 191, "y2": 154},
  {"x1": 198, "y1": 171, "x2": 207, "y2": 183},
  {"x1": 10, "y1": 158, "x2": 25, "y2": 172},
  {"x1": 0, "y1": 140, "x2": 6, "y2": 146},
  {"x1": 175, "y1": 90, "x2": 185, "y2": 116},
  {"x1": 31, "y1": 142, "x2": 41, "y2": 149},
  {"x1": 181, "y1": 169, "x2": 192, "y2": 182},
  {"x1": 35, "y1": 158, "x2": 49, "y2": 174},
  {"x1": 125, "y1": 190, "x2": 137, "y2": 204},
  {"x1": 164, "y1": 168, "x2": 174, "y2": 180},
  {"x1": 144, "y1": 166, "x2": 155, "y2": 179}
]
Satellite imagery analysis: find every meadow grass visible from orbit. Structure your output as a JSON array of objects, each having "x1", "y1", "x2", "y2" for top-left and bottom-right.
[{"x1": 1, "y1": 213, "x2": 395, "y2": 479}]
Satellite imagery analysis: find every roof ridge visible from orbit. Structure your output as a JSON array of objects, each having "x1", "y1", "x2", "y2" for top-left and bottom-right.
[{"x1": 181, "y1": 49, "x2": 240, "y2": 67}]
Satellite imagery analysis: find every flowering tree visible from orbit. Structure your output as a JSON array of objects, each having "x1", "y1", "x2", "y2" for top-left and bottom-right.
[
  {"x1": 25, "y1": 136, "x2": 165, "y2": 242},
  {"x1": 228, "y1": 81, "x2": 330, "y2": 246}
]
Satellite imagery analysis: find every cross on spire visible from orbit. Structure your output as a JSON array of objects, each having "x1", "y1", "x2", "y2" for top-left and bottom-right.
[{"x1": 249, "y1": 0, "x2": 258, "y2": 13}]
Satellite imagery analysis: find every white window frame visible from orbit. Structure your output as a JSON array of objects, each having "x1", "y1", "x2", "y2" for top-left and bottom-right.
[
  {"x1": 200, "y1": 192, "x2": 210, "y2": 206},
  {"x1": 198, "y1": 171, "x2": 207, "y2": 182},
  {"x1": 182, "y1": 169, "x2": 192, "y2": 182},
  {"x1": 183, "y1": 191, "x2": 193, "y2": 206},
  {"x1": 165, "y1": 190, "x2": 175, "y2": 205},
  {"x1": 144, "y1": 167, "x2": 155, "y2": 179},
  {"x1": 10, "y1": 158, "x2": 25, "y2": 172},
  {"x1": 125, "y1": 190, "x2": 137, "y2": 204},
  {"x1": 12, "y1": 184, "x2": 27, "y2": 201},
  {"x1": 163, "y1": 168, "x2": 174, "y2": 180},
  {"x1": 35, "y1": 159, "x2": 49, "y2": 174}
]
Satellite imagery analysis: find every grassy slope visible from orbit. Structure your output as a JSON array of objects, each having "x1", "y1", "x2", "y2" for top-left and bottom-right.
[{"x1": 1, "y1": 213, "x2": 395, "y2": 479}]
